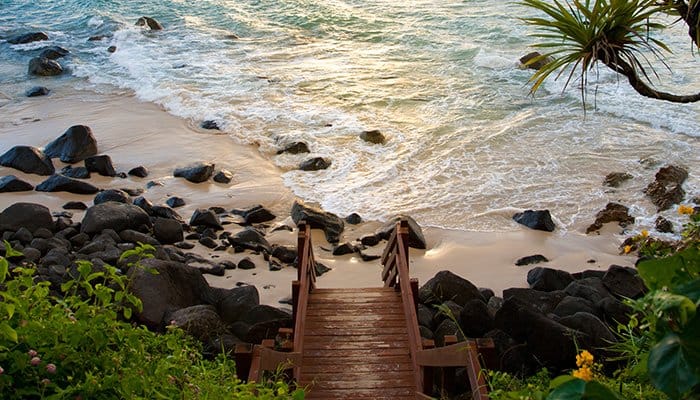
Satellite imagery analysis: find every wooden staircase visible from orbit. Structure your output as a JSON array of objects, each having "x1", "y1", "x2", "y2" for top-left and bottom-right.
[
  {"x1": 300, "y1": 287, "x2": 415, "y2": 399},
  {"x1": 243, "y1": 220, "x2": 492, "y2": 400}
]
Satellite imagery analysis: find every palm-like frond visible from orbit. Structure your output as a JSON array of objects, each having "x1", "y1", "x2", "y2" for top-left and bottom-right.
[{"x1": 519, "y1": 0, "x2": 672, "y2": 104}]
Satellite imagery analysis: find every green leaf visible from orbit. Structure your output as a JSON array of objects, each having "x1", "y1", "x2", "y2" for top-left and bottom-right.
[
  {"x1": 0, "y1": 257, "x2": 7, "y2": 284},
  {"x1": 676, "y1": 278, "x2": 700, "y2": 303},
  {"x1": 4, "y1": 303, "x2": 15, "y2": 319},
  {"x1": 0, "y1": 321, "x2": 18, "y2": 343},
  {"x1": 647, "y1": 291, "x2": 697, "y2": 329},
  {"x1": 638, "y1": 247, "x2": 700, "y2": 291},
  {"x1": 4, "y1": 240, "x2": 23, "y2": 258},
  {"x1": 546, "y1": 378, "x2": 586, "y2": 399},
  {"x1": 123, "y1": 307, "x2": 132, "y2": 319},
  {"x1": 648, "y1": 323, "x2": 700, "y2": 399},
  {"x1": 549, "y1": 374, "x2": 578, "y2": 390}
]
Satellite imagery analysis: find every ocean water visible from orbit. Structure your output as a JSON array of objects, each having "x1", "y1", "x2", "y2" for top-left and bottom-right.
[{"x1": 1, "y1": 0, "x2": 699, "y2": 234}]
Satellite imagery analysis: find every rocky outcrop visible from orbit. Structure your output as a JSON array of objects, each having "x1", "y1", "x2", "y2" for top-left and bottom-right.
[
  {"x1": 174, "y1": 163, "x2": 215, "y2": 183},
  {"x1": 0, "y1": 203, "x2": 53, "y2": 233},
  {"x1": 0, "y1": 175, "x2": 33, "y2": 192},
  {"x1": 513, "y1": 210, "x2": 555, "y2": 232},
  {"x1": 7, "y1": 32, "x2": 49, "y2": 44},
  {"x1": 519, "y1": 52, "x2": 553, "y2": 70},
  {"x1": 39, "y1": 46, "x2": 69, "y2": 60},
  {"x1": 526, "y1": 267, "x2": 574, "y2": 292},
  {"x1": 644, "y1": 165, "x2": 688, "y2": 211},
  {"x1": 36, "y1": 174, "x2": 100, "y2": 194},
  {"x1": 189, "y1": 209, "x2": 223, "y2": 230},
  {"x1": 377, "y1": 215, "x2": 427, "y2": 249},
  {"x1": 603, "y1": 172, "x2": 632, "y2": 187},
  {"x1": 419, "y1": 270, "x2": 484, "y2": 306},
  {"x1": 277, "y1": 142, "x2": 310, "y2": 155},
  {"x1": 586, "y1": 202, "x2": 634, "y2": 233},
  {"x1": 28, "y1": 57, "x2": 63, "y2": 76},
  {"x1": 136, "y1": 16, "x2": 164, "y2": 30},
  {"x1": 81, "y1": 202, "x2": 151, "y2": 235},
  {"x1": 299, "y1": 157, "x2": 331, "y2": 171},
  {"x1": 291, "y1": 201, "x2": 344, "y2": 243},
  {"x1": 44, "y1": 125, "x2": 98, "y2": 163},
  {"x1": 227, "y1": 228, "x2": 271, "y2": 253},
  {"x1": 0, "y1": 145, "x2": 55, "y2": 175},
  {"x1": 94, "y1": 189, "x2": 130, "y2": 205}
]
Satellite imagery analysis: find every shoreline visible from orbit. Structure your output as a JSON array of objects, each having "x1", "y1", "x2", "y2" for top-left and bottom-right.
[{"x1": 0, "y1": 85, "x2": 637, "y2": 304}]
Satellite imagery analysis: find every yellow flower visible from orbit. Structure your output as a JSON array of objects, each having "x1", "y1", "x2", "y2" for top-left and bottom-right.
[
  {"x1": 640, "y1": 230, "x2": 649, "y2": 238},
  {"x1": 572, "y1": 365, "x2": 593, "y2": 381},
  {"x1": 678, "y1": 205, "x2": 695, "y2": 215},
  {"x1": 623, "y1": 245, "x2": 632, "y2": 254},
  {"x1": 576, "y1": 350, "x2": 594, "y2": 367}
]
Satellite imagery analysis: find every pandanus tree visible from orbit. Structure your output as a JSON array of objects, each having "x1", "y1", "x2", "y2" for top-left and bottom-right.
[{"x1": 520, "y1": 0, "x2": 700, "y2": 104}]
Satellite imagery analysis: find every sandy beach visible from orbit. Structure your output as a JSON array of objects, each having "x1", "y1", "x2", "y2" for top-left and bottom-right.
[{"x1": 0, "y1": 86, "x2": 636, "y2": 305}]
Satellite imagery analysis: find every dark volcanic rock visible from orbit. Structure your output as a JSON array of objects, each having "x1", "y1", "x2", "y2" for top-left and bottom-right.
[
  {"x1": 174, "y1": 163, "x2": 215, "y2": 183},
  {"x1": 291, "y1": 201, "x2": 344, "y2": 244},
  {"x1": 271, "y1": 245, "x2": 297, "y2": 264},
  {"x1": 215, "y1": 285, "x2": 260, "y2": 324},
  {"x1": 200, "y1": 120, "x2": 220, "y2": 130},
  {"x1": 360, "y1": 129, "x2": 386, "y2": 145},
  {"x1": 527, "y1": 267, "x2": 574, "y2": 292},
  {"x1": 107, "y1": 46, "x2": 116, "y2": 53},
  {"x1": 0, "y1": 175, "x2": 33, "y2": 192},
  {"x1": 28, "y1": 57, "x2": 63, "y2": 76},
  {"x1": 519, "y1": 51, "x2": 553, "y2": 70},
  {"x1": 85, "y1": 155, "x2": 116, "y2": 177},
  {"x1": 515, "y1": 254, "x2": 549, "y2": 266},
  {"x1": 458, "y1": 299, "x2": 493, "y2": 337},
  {"x1": 128, "y1": 166, "x2": 149, "y2": 178},
  {"x1": 552, "y1": 296, "x2": 598, "y2": 318},
  {"x1": 60, "y1": 165, "x2": 90, "y2": 179},
  {"x1": 419, "y1": 270, "x2": 484, "y2": 307},
  {"x1": 63, "y1": 201, "x2": 87, "y2": 210},
  {"x1": 655, "y1": 216, "x2": 674, "y2": 233},
  {"x1": 597, "y1": 297, "x2": 633, "y2": 326},
  {"x1": 0, "y1": 203, "x2": 53, "y2": 233},
  {"x1": 26, "y1": 86, "x2": 50, "y2": 97},
  {"x1": 94, "y1": 189, "x2": 129, "y2": 205},
  {"x1": 189, "y1": 209, "x2": 223, "y2": 230},
  {"x1": 36, "y1": 174, "x2": 99, "y2": 194},
  {"x1": 513, "y1": 210, "x2": 555, "y2": 232},
  {"x1": 8, "y1": 32, "x2": 49, "y2": 44},
  {"x1": 602, "y1": 265, "x2": 646, "y2": 299},
  {"x1": 227, "y1": 228, "x2": 271, "y2": 253},
  {"x1": 213, "y1": 169, "x2": 233, "y2": 184},
  {"x1": 332, "y1": 242, "x2": 356, "y2": 256},
  {"x1": 166, "y1": 197, "x2": 186, "y2": 208},
  {"x1": 39, "y1": 46, "x2": 69, "y2": 60},
  {"x1": 136, "y1": 16, "x2": 164, "y2": 30},
  {"x1": 377, "y1": 215, "x2": 427, "y2": 249},
  {"x1": 153, "y1": 205, "x2": 184, "y2": 223},
  {"x1": 502, "y1": 288, "x2": 566, "y2": 315},
  {"x1": 119, "y1": 229, "x2": 159, "y2": 246},
  {"x1": 44, "y1": 125, "x2": 98, "y2": 163},
  {"x1": 0, "y1": 146, "x2": 55, "y2": 175},
  {"x1": 345, "y1": 213, "x2": 362, "y2": 225},
  {"x1": 277, "y1": 142, "x2": 310, "y2": 155},
  {"x1": 129, "y1": 259, "x2": 214, "y2": 328},
  {"x1": 645, "y1": 165, "x2": 688, "y2": 211},
  {"x1": 154, "y1": 218, "x2": 183, "y2": 244},
  {"x1": 81, "y1": 202, "x2": 152, "y2": 235},
  {"x1": 170, "y1": 305, "x2": 226, "y2": 342},
  {"x1": 586, "y1": 203, "x2": 635, "y2": 233},
  {"x1": 237, "y1": 257, "x2": 256, "y2": 270},
  {"x1": 558, "y1": 312, "x2": 616, "y2": 352},
  {"x1": 133, "y1": 196, "x2": 154, "y2": 215},
  {"x1": 604, "y1": 172, "x2": 633, "y2": 188},
  {"x1": 565, "y1": 278, "x2": 612, "y2": 304},
  {"x1": 240, "y1": 205, "x2": 276, "y2": 224},
  {"x1": 434, "y1": 319, "x2": 465, "y2": 347},
  {"x1": 299, "y1": 157, "x2": 331, "y2": 171}
]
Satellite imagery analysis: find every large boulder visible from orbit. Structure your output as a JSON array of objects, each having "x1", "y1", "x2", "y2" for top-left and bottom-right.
[
  {"x1": 241, "y1": 305, "x2": 292, "y2": 325},
  {"x1": 586, "y1": 203, "x2": 635, "y2": 233},
  {"x1": 93, "y1": 189, "x2": 129, "y2": 205},
  {"x1": 214, "y1": 285, "x2": 260, "y2": 325},
  {"x1": 513, "y1": 210, "x2": 555, "y2": 232},
  {"x1": 129, "y1": 259, "x2": 215, "y2": 328},
  {"x1": 39, "y1": 46, "x2": 69, "y2": 60},
  {"x1": 44, "y1": 125, "x2": 98, "y2": 163},
  {"x1": 291, "y1": 201, "x2": 344, "y2": 244},
  {"x1": 61, "y1": 165, "x2": 90, "y2": 179},
  {"x1": 81, "y1": 202, "x2": 152, "y2": 235},
  {"x1": 419, "y1": 270, "x2": 484, "y2": 306},
  {"x1": 602, "y1": 265, "x2": 646, "y2": 299},
  {"x1": 85, "y1": 155, "x2": 116, "y2": 177},
  {"x1": 174, "y1": 163, "x2": 214, "y2": 183},
  {"x1": 28, "y1": 57, "x2": 63, "y2": 76},
  {"x1": 552, "y1": 296, "x2": 599, "y2": 318},
  {"x1": 502, "y1": 288, "x2": 566, "y2": 315},
  {"x1": 7, "y1": 32, "x2": 49, "y2": 44},
  {"x1": 0, "y1": 145, "x2": 55, "y2": 175},
  {"x1": 434, "y1": 319, "x2": 465, "y2": 347},
  {"x1": 227, "y1": 227, "x2": 271, "y2": 253},
  {"x1": 564, "y1": 277, "x2": 612, "y2": 304},
  {"x1": 558, "y1": 312, "x2": 616, "y2": 353},
  {"x1": 458, "y1": 299, "x2": 493, "y2": 337},
  {"x1": 527, "y1": 267, "x2": 574, "y2": 292},
  {"x1": 644, "y1": 165, "x2": 688, "y2": 211},
  {"x1": 154, "y1": 218, "x2": 183, "y2": 244},
  {"x1": 0, "y1": 203, "x2": 53, "y2": 233},
  {"x1": 377, "y1": 215, "x2": 427, "y2": 249},
  {"x1": 169, "y1": 305, "x2": 227, "y2": 342},
  {"x1": 0, "y1": 175, "x2": 33, "y2": 192},
  {"x1": 239, "y1": 205, "x2": 276, "y2": 225},
  {"x1": 36, "y1": 174, "x2": 100, "y2": 194},
  {"x1": 189, "y1": 209, "x2": 223, "y2": 230}
]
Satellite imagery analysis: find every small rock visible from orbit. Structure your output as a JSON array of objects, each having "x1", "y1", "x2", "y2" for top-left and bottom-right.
[
  {"x1": 213, "y1": 169, "x2": 233, "y2": 184},
  {"x1": 238, "y1": 257, "x2": 256, "y2": 270},
  {"x1": 107, "y1": 46, "x2": 117, "y2": 53},
  {"x1": 515, "y1": 254, "x2": 549, "y2": 266},
  {"x1": 8, "y1": 32, "x2": 49, "y2": 44},
  {"x1": 277, "y1": 142, "x2": 310, "y2": 155},
  {"x1": 360, "y1": 129, "x2": 386, "y2": 145},
  {"x1": 85, "y1": 155, "x2": 116, "y2": 177},
  {"x1": 28, "y1": 57, "x2": 63, "y2": 76},
  {"x1": 39, "y1": 46, "x2": 69, "y2": 60},
  {"x1": 345, "y1": 213, "x2": 362, "y2": 225},
  {"x1": 315, "y1": 262, "x2": 331, "y2": 276},
  {"x1": 36, "y1": 175, "x2": 100, "y2": 194},
  {"x1": 655, "y1": 216, "x2": 674, "y2": 233},
  {"x1": 603, "y1": 172, "x2": 633, "y2": 188},
  {"x1": 128, "y1": 166, "x2": 148, "y2": 178},
  {"x1": 0, "y1": 203, "x2": 54, "y2": 233},
  {"x1": 190, "y1": 209, "x2": 223, "y2": 230},
  {"x1": 241, "y1": 205, "x2": 276, "y2": 224},
  {"x1": 271, "y1": 245, "x2": 297, "y2": 264},
  {"x1": 227, "y1": 228, "x2": 271, "y2": 253},
  {"x1": 0, "y1": 145, "x2": 55, "y2": 175},
  {"x1": 136, "y1": 16, "x2": 164, "y2": 30},
  {"x1": 0, "y1": 175, "x2": 33, "y2": 192},
  {"x1": 199, "y1": 237, "x2": 218, "y2": 249},
  {"x1": 513, "y1": 210, "x2": 555, "y2": 232},
  {"x1": 360, "y1": 234, "x2": 381, "y2": 247},
  {"x1": 299, "y1": 157, "x2": 331, "y2": 171},
  {"x1": 269, "y1": 260, "x2": 283, "y2": 271},
  {"x1": 63, "y1": 201, "x2": 87, "y2": 210},
  {"x1": 519, "y1": 51, "x2": 553, "y2": 70},
  {"x1": 332, "y1": 242, "x2": 356, "y2": 256},
  {"x1": 175, "y1": 241, "x2": 195, "y2": 250},
  {"x1": 60, "y1": 165, "x2": 90, "y2": 179},
  {"x1": 291, "y1": 201, "x2": 344, "y2": 244},
  {"x1": 154, "y1": 218, "x2": 183, "y2": 244},
  {"x1": 174, "y1": 163, "x2": 215, "y2": 183},
  {"x1": 377, "y1": 215, "x2": 427, "y2": 249},
  {"x1": 166, "y1": 197, "x2": 186, "y2": 208},
  {"x1": 26, "y1": 86, "x2": 50, "y2": 97},
  {"x1": 586, "y1": 203, "x2": 635, "y2": 234},
  {"x1": 93, "y1": 189, "x2": 130, "y2": 205},
  {"x1": 88, "y1": 35, "x2": 106, "y2": 41},
  {"x1": 201, "y1": 120, "x2": 220, "y2": 130},
  {"x1": 44, "y1": 125, "x2": 98, "y2": 163},
  {"x1": 527, "y1": 267, "x2": 574, "y2": 292}
]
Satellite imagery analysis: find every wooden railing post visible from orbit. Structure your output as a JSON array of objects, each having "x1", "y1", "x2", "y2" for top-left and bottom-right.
[
  {"x1": 422, "y1": 339, "x2": 436, "y2": 396},
  {"x1": 234, "y1": 343, "x2": 253, "y2": 381},
  {"x1": 441, "y1": 335, "x2": 458, "y2": 395}
]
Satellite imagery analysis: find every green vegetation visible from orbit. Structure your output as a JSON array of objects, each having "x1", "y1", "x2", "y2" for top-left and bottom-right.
[
  {"x1": 520, "y1": 0, "x2": 700, "y2": 105},
  {"x1": 0, "y1": 243, "x2": 303, "y2": 399},
  {"x1": 488, "y1": 206, "x2": 700, "y2": 399}
]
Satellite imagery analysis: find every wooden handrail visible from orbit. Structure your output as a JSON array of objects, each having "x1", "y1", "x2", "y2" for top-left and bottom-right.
[
  {"x1": 381, "y1": 220, "x2": 423, "y2": 394},
  {"x1": 416, "y1": 341, "x2": 490, "y2": 399},
  {"x1": 292, "y1": 221, "x2": 316, "y2": 382}
]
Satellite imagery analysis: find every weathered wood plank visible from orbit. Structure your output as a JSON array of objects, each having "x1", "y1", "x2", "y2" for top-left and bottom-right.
[
  {"x1": 303, "y1": 348, "x2": 410, "y2": 357},
  {"x1": 311, "y1": 287, "x2": 396, "y2": 294},
  {"x1": 301, "y1": 362, "x2": 413, "y2": 374},
  {"x1": 303, "y1": 388, "x2": 415, "y2": 399},
  {"x1": 304, "y1": 327, "x2": 408, "y2": 336},
  {"x1": 301, "y1": 377, "x2": 415, "y2": 390},
  {"x1": 301, "y1": 371, "x2": 415, "y2": 382},
  {"x1": 304, "y1": 340, "x2": 410, "y2": 350},
  {"x1": 304, "y1": 319, "x2": 409, "y2": 329},
  {"x1": 301, "y1": 355, "x2": 411, "y2": 365},
  {"x1": 305, "y1": 313, "x2": 407, "y2": 322},
  {"x1": 304, "y1": 334, "x2": 409, "y2": 343}
]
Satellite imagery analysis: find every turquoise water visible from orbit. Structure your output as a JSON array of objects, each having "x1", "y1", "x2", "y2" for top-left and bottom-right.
[{"x1": 1, "y1": 0, "x2": 699, "y2": 233}]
